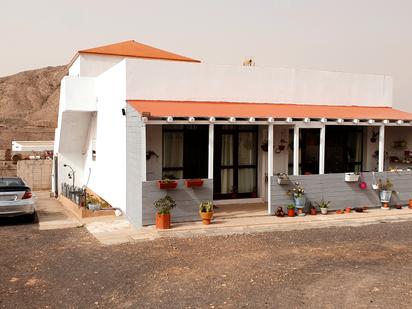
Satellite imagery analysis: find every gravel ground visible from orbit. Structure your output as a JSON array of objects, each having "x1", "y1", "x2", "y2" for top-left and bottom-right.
[{"x1": 1, "y1": 217, "x2": 412, "y2": 308}]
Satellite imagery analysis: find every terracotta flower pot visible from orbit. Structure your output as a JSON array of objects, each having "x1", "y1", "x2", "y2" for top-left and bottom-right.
[
  {"x1": 184, "y1": 179, "x2": 204, "y2": 188},
  {"x1": 200, "y1": 211, "x2": 214, "y2": 224},
  {"x1": 310, "y1": 208, "x2": 317, "y2": 215},
  {"x1": 336, "y1": 209, "x2": 343, "y2": 214},
  {"x1": 287, "y1": 209, "x2": 295, "y2": 217},
  {"x1": 157, "y1": 180, "x2": 178, "y2": 190},
  {"x1": 409, "y1": 199, "x2": 412, "y2": 209},
  {"x1": 345, "y1": 207, "x2": 351, "y2": 214},
  {"x1": 156, "y1": 213, "x2": 171, "y2": 229}
]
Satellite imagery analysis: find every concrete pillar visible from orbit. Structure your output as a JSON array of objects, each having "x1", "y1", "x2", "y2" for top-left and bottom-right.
[
  {"x1": 208, "y1": 124, "x2": 214, "y2": 179},
  {"x1": 293, "y1": 126, "x2": 299, "y2": 175},
  {"x1": 267, "y1": 124, "x2": 274, "y2": 214}
]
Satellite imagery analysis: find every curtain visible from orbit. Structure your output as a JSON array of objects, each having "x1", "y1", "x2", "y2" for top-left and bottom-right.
[
  {"x1": 221, "y1": 134, "x2": 233, "y2": 193},
  {"x1": 238, "y1": 168, "x2": 256, "y2": 193},
  {"x1": 163, "y1": 132, "x2": 183, "y2": 179}
]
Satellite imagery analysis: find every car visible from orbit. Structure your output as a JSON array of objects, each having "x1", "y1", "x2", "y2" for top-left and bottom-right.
[{"x1": 0, "y1": 177, "x2": 36, "y2": 221}]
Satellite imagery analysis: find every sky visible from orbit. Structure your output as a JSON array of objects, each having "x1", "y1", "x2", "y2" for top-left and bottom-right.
[{"x1": 1, "y1": 0, "x2": 411, "y2": 110}]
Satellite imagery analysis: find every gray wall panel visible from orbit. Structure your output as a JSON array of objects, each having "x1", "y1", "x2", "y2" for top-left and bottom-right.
[
  {"x1": 270, "y1": 171, "x2": 412, "y2": 213},
  {"x1": 142, "y1": 179, "x2": 213, "y2": 225}
]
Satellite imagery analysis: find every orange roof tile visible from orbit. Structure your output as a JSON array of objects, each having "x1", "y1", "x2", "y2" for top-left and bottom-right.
[
  {"x1": 78, "y1": 40, "x2": 200, "y2": 63},
  {"x1": 127, "y1": 100, "x2": 412, "y2": 121}
]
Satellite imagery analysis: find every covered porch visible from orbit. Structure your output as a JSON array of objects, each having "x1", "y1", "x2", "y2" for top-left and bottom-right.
[{"x1": 128, "y1": 100, "x2": 412, "y2": 225}]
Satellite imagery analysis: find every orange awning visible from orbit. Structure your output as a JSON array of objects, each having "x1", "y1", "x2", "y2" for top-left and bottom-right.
[{"x1": 127, "y1": 100, "x2": 412, "y2": 121}]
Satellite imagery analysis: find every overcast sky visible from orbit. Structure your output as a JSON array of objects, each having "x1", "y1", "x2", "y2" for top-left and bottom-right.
[{"x1": 1, "y1": 0, "x2": 411, "y2": 110}]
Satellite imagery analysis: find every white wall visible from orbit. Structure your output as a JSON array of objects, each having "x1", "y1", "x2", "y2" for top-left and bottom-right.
[
  {"x1": 59, "y1": 76, "x2": 97, "y2": 112},
  {"x1": 83, "y1": 61, "x2": 128, "y2": 212},
  {"x1": 77, "y1": 54, "x2": 127, "y2": 77},
  {"x1": 126, "y1": 59, "x2": 393, "y2": 107}
]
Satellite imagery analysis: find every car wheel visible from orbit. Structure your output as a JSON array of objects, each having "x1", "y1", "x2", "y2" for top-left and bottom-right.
[{"x1": 25, "y1": 212, "x2": 38, "y2": 223}]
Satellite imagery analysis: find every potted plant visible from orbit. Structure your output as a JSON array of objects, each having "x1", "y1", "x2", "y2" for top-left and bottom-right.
[
  {"x1": 345, "y1": 207, "x2": 351, "y2": 214},
  {"x1": 409, "y1": 199, "x2": 412, "y2": 209},
  {"x1": 287, "y1": 204, "x2": 295, "y2": 217},
  {"x1": 287, "y1": 182, "x2": 305, "y2": 207},
  {"x1": 157, "y1": 178, "x2": 178, "y2": 189},
  {"x1": 277, "y1": 173, "x2": 289, "y2": 185},
  {"x1": 309, "y1": 204, "x2": 317, "y2": 215},
  {"x1": 184, "y1": 179, "x2": 204, "y2": 188},
  {"x1": 154, "y1": 195, "x2": 176, "y2": 229},
  {"x1": 275, "y1": 206, "x2": 285, "y2": 217},
  {"x1": 315, "y1": 198, "x2": 330, "y2": 215},
  {"x1": 377, "y1": 178, "x2": 394, "y2": 209},
  {"x1": 199, "y1": 201, "x2": 214, "y2": 224}
]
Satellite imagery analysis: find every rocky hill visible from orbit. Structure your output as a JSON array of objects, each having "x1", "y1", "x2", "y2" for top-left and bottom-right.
[{"x1": 0, "y1": 66, "x2": 67, "y2": 149}]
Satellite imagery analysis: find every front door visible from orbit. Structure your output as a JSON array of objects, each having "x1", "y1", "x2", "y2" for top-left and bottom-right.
[{"x1": 213, "y1": 125, "x2": 258, "y2": 199}]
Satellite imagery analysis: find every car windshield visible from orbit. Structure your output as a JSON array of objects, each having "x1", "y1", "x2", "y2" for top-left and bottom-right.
[{"x1": 0, "y1": 178, "x2": 25, "y2": 187}]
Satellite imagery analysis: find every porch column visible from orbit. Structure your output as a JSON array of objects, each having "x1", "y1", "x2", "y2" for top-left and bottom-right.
[
  {"x1": 208, "y1": 124, "x2": 214, "y2": 179},
  {"x1": 378, "y1": 125, "x2": 385, "y2": 172},
  {"x1": 267, "y1": 124, "x2": 274, "y2": 214},
  {"x1": 293, "y1": 126, "x2": 299, "y2": 175},
  {"x1": 319, "y1": 125, "x2": 326, "y2": 174},
  {"x1": 141, "y1": 123, "x2": 147, "y2": 181}
]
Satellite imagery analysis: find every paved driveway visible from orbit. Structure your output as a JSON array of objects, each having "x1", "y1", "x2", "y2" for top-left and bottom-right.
[{"x1": 1, "y1": 217, "x2": 412, "y2": 308}]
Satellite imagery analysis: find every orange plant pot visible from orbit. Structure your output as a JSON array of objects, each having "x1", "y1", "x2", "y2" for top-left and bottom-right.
[
  {"x1": 336, "y1": 209, "x2": 343, "y2": 214},
  {"x1": 184, "y1": 179, "x2": 204, "y2": 188},
  {"x1": 409, "y1": 199, "x2": 412, "y2": 209},
  {"x1": 156, "y1": 213, "x2": 171, "y2": 229},
  {"x1": 157, "y1": 181, "x2": 178, "y2": 190},
  {"x1": 287, "y1": 209, "x2": 295, "y2": 217},
  {"x1": 345, "y1": 207, "x2": 351, "y2": 214},
  {"x1": 200, "y1": 211, "x2": 213, "y2": 225}
]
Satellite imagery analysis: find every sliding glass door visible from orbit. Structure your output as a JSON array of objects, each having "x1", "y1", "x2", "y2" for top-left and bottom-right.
[{"x1": 214, "y1": 125, "x2": 258, "y2": 199}]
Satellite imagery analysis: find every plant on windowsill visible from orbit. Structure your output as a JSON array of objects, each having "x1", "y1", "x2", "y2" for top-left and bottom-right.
[
  {"x1": 184, "y1": 179, "x2": 204, "y2": 188},
  {"x1": 154, "y1": 195, "x2": 176, "y2": 229},
  {"x1": 157, "y1": 178, "x2": 178, "y2": 190},
  {"x1": 287, "y1": 182, "x2": 305, "y2": 207},
  {"x1": 315, "y1": 198, "x2": 330, "y2": 215},
  {"x1": 199, "y1": 201, "x2": 214, "y2": 224},
  {"x1": 287, "y1": 204, "x2": 295, "y2": 217},
  {"x1": 377, "y1": 178, "x2": 394, "y2": 209}
]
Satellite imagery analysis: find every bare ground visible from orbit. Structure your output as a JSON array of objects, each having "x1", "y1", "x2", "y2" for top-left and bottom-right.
[{"x1": 1, "y1": 217, "x2": 412, "y2": 308}]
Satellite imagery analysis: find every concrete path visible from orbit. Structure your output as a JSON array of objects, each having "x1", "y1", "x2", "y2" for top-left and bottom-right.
[
  {"x1": 35, "y1": 191, "x2": 81, "y2": 230},
  {"x1": 83, "y1": 206, "x2": 412, "y2": 245}
]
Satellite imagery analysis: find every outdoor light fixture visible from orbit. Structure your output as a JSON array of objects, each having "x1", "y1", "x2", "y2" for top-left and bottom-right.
[
  {"x1": 229, "y1": 117, "x2": 236, "y2": 123},
  {"x1": 303, "y1": 117, "x2": 310, "y2": 123},
  {"x1": 166, "y1": 116, "x2": 174, "y2": 123},
  {"x1": 142, "y1": 117, "x2": 148, "y2": 123},
  {"x1": 337, "y1": 118, "x2": 344, "y2": 124},
  {"x1": 368, "y1": 119, "x2": 375, "y2": 124},
  {"x1": 267, "y1": 117, "x2": 275, "y2": 123},
  {"x1": 397, "y1": 120, "x2": 404, "y2": 125},
  {"x1": 209, "y1": 117, "x2": 216, "y2": 123},
  {"x1": 382, "y1": 119, "x2": 389, "y2": 124},
  {"x1": 188, "y1": 117, "x2": 195, "y2": 123},
  {"x1": 353, "y1": 119, "x2": 360, "y2": 124},
  {"x1": 285, "y1": 117, "x2": 293, "y2": 123},
  {"x1": 63, "y1": 164, "x2": 75, "y2": 189},
  {"x1": 320, "y1": 118, "x2": 327, "y2": 123},
  {"x1": 248, "y1": 117, "x2": 255, "y2": 123}
]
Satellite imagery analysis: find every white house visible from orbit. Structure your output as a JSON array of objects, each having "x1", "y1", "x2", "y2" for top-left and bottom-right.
[{"x1": 54, "y1": 40, "x2": 412, "y2": 228}]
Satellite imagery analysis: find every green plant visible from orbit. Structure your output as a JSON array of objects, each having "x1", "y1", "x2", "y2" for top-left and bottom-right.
[
  {"x1": 199, "y1": 201, "x2": 214, "y2": 213},
  {"x1": 160, "y1": 178, "x2": 177, "y2": 184},
  {"x1": 315, "y1": 198, "x2": 331, "y2": 209},
  {"x1": 377, "y1": 178, "x2": 394, "y2": 191},
  {"x1": 154, "y1": 195, "x2": 176, "y2": 214},
  {"x1": 287, "y1": 204, "x2": 295, "y2": 210},
  {"x1": 287, "y1": 182, "x2": 304, "y2": 198}
]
